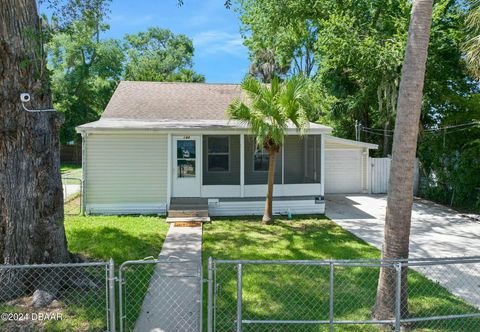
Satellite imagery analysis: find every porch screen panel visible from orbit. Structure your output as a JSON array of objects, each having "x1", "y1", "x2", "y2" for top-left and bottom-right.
[
  {"x1": 203, "y1": 135, "x2": 240, "y2": 185},
  {"x1": 244, "y1": 136, "x2": 282, "y2": 185},
  {"x1": 284, "y1": 135, "x2": 321, "y2": 184}
]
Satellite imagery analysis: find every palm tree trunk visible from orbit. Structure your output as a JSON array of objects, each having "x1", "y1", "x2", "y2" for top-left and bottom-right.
[
  {"x1": 373, "y1": 0, "x2": 433, "y2": 322},
  {"x1": 383, "y1": 121, "x2": 389, "y2": 157},
  {"x1": 262, "y1": 150, "x2": 277, "y2": 224}
]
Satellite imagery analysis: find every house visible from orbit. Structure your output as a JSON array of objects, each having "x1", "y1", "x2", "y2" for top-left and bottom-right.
[{"x1": 76, "y1": 81, "x2": 377, "y2": 216}]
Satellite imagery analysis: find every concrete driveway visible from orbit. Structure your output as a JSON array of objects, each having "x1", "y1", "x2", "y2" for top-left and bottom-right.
[
  {"x1": 63, "y1": 184, "x2": 80, "y2": 199},
  {"x1": 325, "y1": 195, "x2": 480, "y2": 308}
]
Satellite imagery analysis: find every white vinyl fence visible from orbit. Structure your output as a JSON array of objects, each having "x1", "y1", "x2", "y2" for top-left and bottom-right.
[{"x1": 370, "y1": 157, "x2": 419, "y2": 194}]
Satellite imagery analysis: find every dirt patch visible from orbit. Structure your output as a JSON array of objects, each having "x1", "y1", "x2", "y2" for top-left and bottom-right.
[{"x1": 1, "y1": 296, "x2": 65, "y2": 332}]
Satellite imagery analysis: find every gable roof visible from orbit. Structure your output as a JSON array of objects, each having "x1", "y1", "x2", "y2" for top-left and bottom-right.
[
  {"x1": 77, "y1": 81, "x2": 333, "y2": 134},
  {"x1": 101, "y1": 81, "x2": 244, "y2": 121}
]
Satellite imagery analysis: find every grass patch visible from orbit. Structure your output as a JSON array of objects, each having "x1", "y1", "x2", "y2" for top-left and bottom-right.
[
  {"x1": 0, "y1": 214, "x2": 169, "y2": 331},
  {"x1": 65, "y1": 215, "x2": 169, "y2": 262},
  {"x1": 60, "y1": 163, "x2": 81, "y2": 173},
  {"x1": 203, "y1": 216, "x2": 479, "y2": 331},
  {"x1": 61, "y1": 163, "x2": 82, "y2": 185},
  {"x1": 65, "y1": 215, "x2": 169, "y2": 331}
]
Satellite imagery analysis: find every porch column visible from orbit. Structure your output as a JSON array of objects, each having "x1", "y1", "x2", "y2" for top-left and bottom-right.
[
  {"x1": 240, "y1": 134, "x2": 245, "y2": 197},
  {"x1": 167, "y1": 133, "x2": 172, "y2": 209},
  {"x1": 281, "y1": 136, "x2": 285, "y2": 185},
  {"x1": 320, "y1": 134, "x2": 325, "y2": 196}
]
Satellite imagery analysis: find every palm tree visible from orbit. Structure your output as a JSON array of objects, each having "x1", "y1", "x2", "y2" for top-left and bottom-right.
[
  {"x1": 373, "y1": 0, "x2": 434, "y2": 322},
  {"x1": 464, "y1": 1, "x2": 480, "y2": 79},
  {"x1": 228, "y1": 76, "x2": 310, "y2": 224}
]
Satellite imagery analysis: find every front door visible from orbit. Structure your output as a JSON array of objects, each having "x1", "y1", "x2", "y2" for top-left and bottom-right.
[{"x1": 172, "y1": 136, "x2": 201, "y2": 197}]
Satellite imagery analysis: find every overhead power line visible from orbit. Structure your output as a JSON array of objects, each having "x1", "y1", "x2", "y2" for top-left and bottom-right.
[
  {"x1": 360, "y1": 120, "x2": 479, "y2": 134},
  {"x1": 361, "y1": 128, "x2": 393, "y2": 137}
]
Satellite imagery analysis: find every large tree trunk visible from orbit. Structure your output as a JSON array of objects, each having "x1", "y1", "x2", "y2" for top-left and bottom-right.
[
  {"x1": 0, "y1": 0, "x2": 70, "y2": 300},
  {"x1": 373, "y1": 0, "x2": 433, "y2": 323},
  {"x1": 262, "y1": 150, "x2": 277, "y2": 225}
]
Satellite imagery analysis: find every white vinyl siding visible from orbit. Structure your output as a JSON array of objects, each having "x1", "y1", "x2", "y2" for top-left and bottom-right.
[
  {"x1": 85, "y1": 133, "x2": 167, "y2": 214},
  {"x1": 325, "y1": 140, "x2": 368, "y2": 194}
]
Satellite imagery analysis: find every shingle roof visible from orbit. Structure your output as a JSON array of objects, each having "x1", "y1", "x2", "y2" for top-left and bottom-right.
[
  {"x1": 101, "y1": 81, "x2": 244, "y2": 120},
  {"x1": 78, "y1": 80, "x2": 333, "y2": 133}
]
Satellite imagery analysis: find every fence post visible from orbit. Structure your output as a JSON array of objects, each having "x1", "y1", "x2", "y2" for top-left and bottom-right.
[
  {"x1": 118, "y1": 264, "x2": 125, "y2": 332},
  {"x1": 207, "y1": 257, "x2": 214, "y2": 332},
  {"x1": 80, "y1": 179, "x2": 84, "y2": 215},
  {"x1": 199, "y1": 262, "x2": 203, "y2": 332},
  {"x1": 108, "y1": 258, "x2": 116, "y2": 332},
  {"x1": 236, "y1": 263, "x2": 243, "y2": 332},
  {"x1": 329, "y1": 261, "x2": 334, "y2": 332},
  {"x1": 395, "y1": 262, "x2": 402, "y2": 332}
]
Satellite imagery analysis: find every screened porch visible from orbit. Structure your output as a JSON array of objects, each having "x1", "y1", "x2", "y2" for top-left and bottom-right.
[{"x1": 200, "y1": 134, "x2": 323, "y2": 198}]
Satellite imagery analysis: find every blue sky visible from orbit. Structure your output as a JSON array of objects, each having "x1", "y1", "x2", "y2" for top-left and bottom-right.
[{"x1": 41, "y1": 0, "x2": 250, "y2": 83}]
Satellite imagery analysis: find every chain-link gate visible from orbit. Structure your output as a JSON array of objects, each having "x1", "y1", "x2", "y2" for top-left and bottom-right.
[
  {"x1": 119, "y1": 259, "x2": 202, "y2": 332},
  {"x1": 207, "y1": 257, "x2": 480, "y2": 332},
  {"x1": 62, "y1": 176, "x2": 83, "y2": 215}
]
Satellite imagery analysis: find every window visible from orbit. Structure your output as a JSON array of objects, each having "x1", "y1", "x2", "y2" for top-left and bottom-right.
[
  {"x1": 207, "y1": 136, "x2": 229, "y2": 172},
  {"x1": 177, "y1": 140, "x2": 196, "y2": 178},
  {"x1": 253, "y1": 145, "x2": 269, "y2": 171}
]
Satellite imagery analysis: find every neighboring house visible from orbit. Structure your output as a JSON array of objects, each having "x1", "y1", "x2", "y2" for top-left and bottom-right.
[{"x1": 76, "y1": 81, "x2": 377, "y2": 216}]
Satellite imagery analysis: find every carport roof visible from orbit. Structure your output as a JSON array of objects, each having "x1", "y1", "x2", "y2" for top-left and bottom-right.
[{"x1": 324, "y1": 135, "x2": 379, "y2": 149}]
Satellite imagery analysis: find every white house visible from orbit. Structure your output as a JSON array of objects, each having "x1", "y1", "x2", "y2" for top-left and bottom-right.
[{"x1": 76, "y1": 81, "x2": 377, "y2": 217}]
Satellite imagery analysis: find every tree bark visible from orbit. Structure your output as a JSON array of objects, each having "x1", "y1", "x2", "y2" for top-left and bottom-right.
[
  {"x1": 383, "y1": 121, "x2": 390, "y2": 157},
  {"x1": 262, "y1": 150, "x2": 277, "y2": 225},
  {"x1": 373, "y1": 0, "x2": 433, "y2": 322},
  {"x1": 0, "y1": 0, "x2": 70, "y2": 300}
]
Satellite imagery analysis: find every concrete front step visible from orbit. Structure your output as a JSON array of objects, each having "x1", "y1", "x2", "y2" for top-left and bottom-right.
[
  {"x1": 168, "y1": 209, "x2": 209, "y2": 218},
  {"x1": 169, "y1": 204, "x2": 208, "y2": 211},
  {"x1": 166, "y1": 216, "x2": 211, "y2": 223}
]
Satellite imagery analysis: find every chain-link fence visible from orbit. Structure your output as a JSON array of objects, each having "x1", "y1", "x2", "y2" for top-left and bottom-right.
[
  {"x1": 62, "y1": 177, "x2": 82, "y2": 215},
  {"x1": 207, "y1": 257, "x2": 480, "y2": 332},
  {"x1": 1, "y1": 257, "x2": 478, "y2": 332},
  {"x1": 119, "y1": 259, "x2": 202, "y2": 332},
  {"x1": 0, "y1": 260, "x2": 114, "y2": 332}
]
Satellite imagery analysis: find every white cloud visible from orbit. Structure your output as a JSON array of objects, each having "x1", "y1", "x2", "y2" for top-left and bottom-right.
[{"x1": 193, "y1": 30, "x2": 246, "y2": 57}]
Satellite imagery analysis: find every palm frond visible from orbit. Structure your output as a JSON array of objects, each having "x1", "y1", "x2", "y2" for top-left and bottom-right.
[
  {"x1": 228, "y1": 75, "x2": 315, "y2": 147},
  {"x1": 464, "y1": 3, "x2": 480, "y2": 79}
]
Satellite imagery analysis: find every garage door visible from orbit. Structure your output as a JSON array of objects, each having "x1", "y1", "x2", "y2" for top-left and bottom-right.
[{"x1": 325, "y1": 149, "x2": 363, "y2": 193}]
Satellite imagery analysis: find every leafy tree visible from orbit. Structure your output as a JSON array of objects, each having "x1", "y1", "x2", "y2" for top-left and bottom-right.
[
  {"x1": 47, "y1": 14, "x2": 124, "y2": 143},
  {"x1": 237, "y1": 0, "x2": 476, "y2": 152},
  {"x1": 237, "y1": 0, "x2": 480, "y2": 212},
  {"x1": 249, "y1": 48, "x2": 290, "y2": 83},
  {"x1": 374, "y1": 0, "x2": 433, "y2": 321},
  {"x1": 123, "y1": 27, "x2": 205, "y2": 82},
  {"x1": 228, "y1": 76, "x2": 311, "y2": 224}
]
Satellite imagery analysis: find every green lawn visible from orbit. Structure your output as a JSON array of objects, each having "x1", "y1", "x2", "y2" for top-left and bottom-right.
[
  {"x1": 0, "y1": 215, "x2": 169, "y2": 331},
  {"x1": 65, "y1": 215, "x2": 169, "y2": 262},
  {"x1": 63, "y1": 215, "x2": 170, "y2": 331},
  {"x1": 203, "y1": 216, "x2": 479, "y2": 331},
  {"x1": 60, "y1": 163, "x2": 81, "y2": 173},
  {"x1": 61, "y1": 163, "x2": 82, "y2": 185}
]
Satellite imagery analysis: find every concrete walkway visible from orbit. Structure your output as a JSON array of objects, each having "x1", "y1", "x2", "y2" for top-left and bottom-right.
[
  {"x1": 326, "y1": 194, "x2": 480, "y2": 308},
  {"x1": 134, "y1": 224, "x2": 202, "y2": 332}
]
